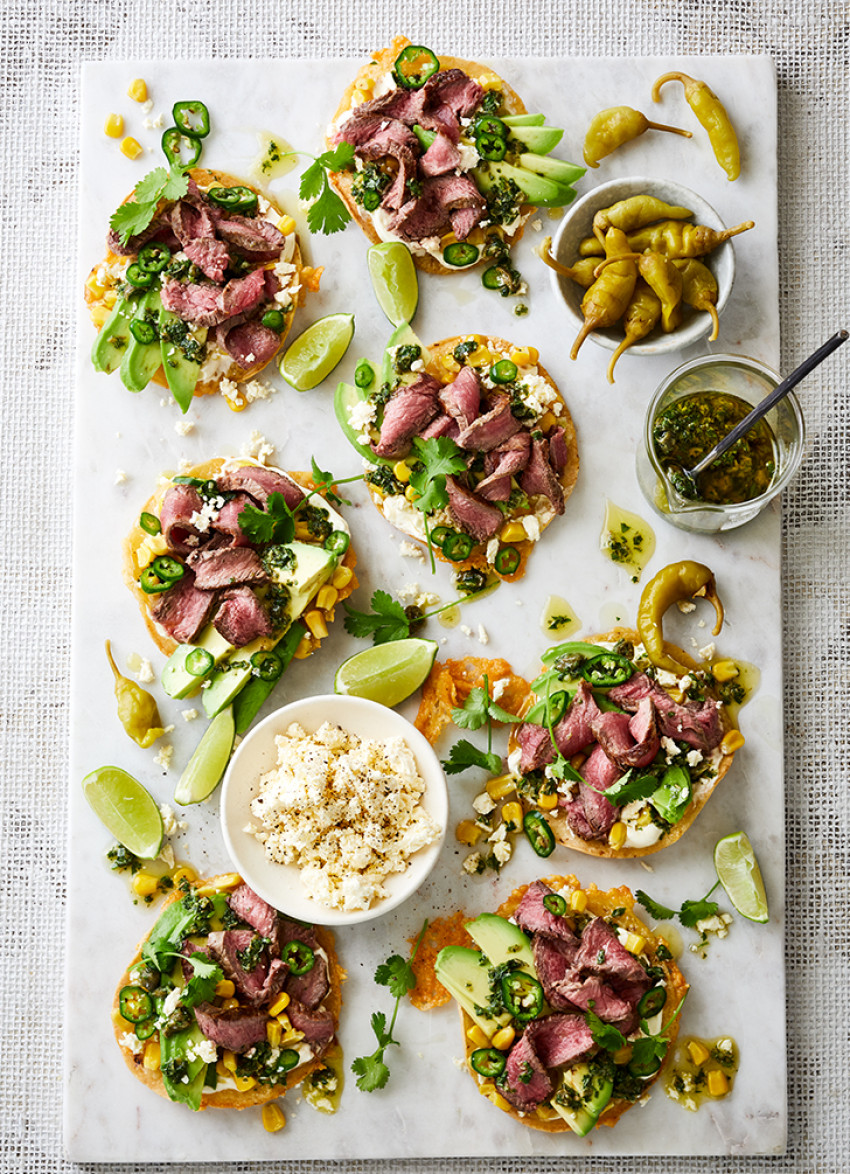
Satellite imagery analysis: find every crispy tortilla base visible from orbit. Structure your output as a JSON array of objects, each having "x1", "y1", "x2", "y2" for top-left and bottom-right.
[
  {"x1": 112, "y1": 874, "x2": 345, "y2": 1110},
  {"x1": 509, "y1": 628, "x2": 736, "y2": 859},
  {"x1": 123, "y1": 458, "x2": 358, "y2": 657},
  {"x1": 414, "y1": 655, "x2": 530, "y2": 745},
  {"x1": 367, "y1": 334, "x2": 579, "y2": 582},
  {"x1": 326, "y1": 36, "x2": 534, "y2": 274},
  {"x1": 85, "y1": 169, "x2": 301, "y2": 397},
  {"x1": 458, "y1": 875, "x2": 687, "y2": 1133}
]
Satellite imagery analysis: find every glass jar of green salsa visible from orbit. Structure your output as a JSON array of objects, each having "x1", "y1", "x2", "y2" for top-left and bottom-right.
[{"x1": 636, "y1": 354, "x2": 805, "y2": 532}]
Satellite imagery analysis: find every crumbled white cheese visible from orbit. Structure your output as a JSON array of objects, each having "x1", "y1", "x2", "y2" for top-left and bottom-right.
[
  {"x1": 493, "y1": 839, "x2": 512, "y2": 865},
  {"x1": 698, "y1": 643, "x2": 716, "y2": 661},
  {"x1": 485, "y1": 537, "x2": 500, "y2": 565},
  {"x1": 491, "y1": 678, "x2": 509, "y2": 701},
  {"x1": 656, "y1": 669, "x2": 679, "y2": 687},
  {"x1": 142, "y1": 111, "x2": 165, "y2": 130},
  {"x1": 348, "y1": 399, "x2": 376, "y2": 432},
  {"x1": 507, "y1": 746, "x2": 522, "y2": 776},
  {"x1": 397, "y1": 582, "x2": 420, "y2": 603},
  {"x1": 118, "y1": 1031, "x2": 145, "y2": 1055},
  {"x1": 399, "y1": 541, "x2": 425, "y2": 562},
  {"x1": 243, "y1": 379, "x2": 275, "y2": 403},
  {"x1": 188, "y1": 495, "x2": 225, "y2": 533},
  {"x1": 460, "y1": 625, "x2": 473, "y2": 636},
  {"x1": 158, "y1": 841, "x2": 175, "y2": 869},
  {"x1": 187, "y1": 1037, "x2": 218, "y2": 1064},
  {"x1": 174, "y1": 418, "x2": 195, "y2": 436},
  {"x1": 248, "y1": 721, "x2": 440, "y2": 912},
  {"x1": 521, "y1": 514, "x2": 540, "y2": 542},
  {"x1": 677, "y1": 600, "x2": 696, "y2": 613},
  {"x1": 159, "y1": 805, "x2": 187, "y2": 837},
  {"x1": 462, "y1": 852, "x2": 482, "y2": 875},
  {"x1": 456, "y1": 143, "x2": 480, "y2": 170},
  {"x1": 153, "y1": 744, "x2": 173, "y2": 771},
  {"x1": 219, "y1": 376, "x2": 241, "y2": 403},
  {"x1": 241, "y1": 431, "x2": 275, "y2": 464},
  {"x1": 530, "y1": 219, "x2": 543, "y2": 231},
  {"x1": 177, "y1": 459, "x2": 193, "y2": 473},
  {"x1": 161, "y1": 987, "x2": 182, "y2": 1018},
  {"x1": 685, "y1": 749, "x2": 704, "y2": 767},
  {"x1": 477, "y1": 624, "x2": 489, "y2": 646},
  {"x1": 114, "y1": 469, "x2": 128, "y2": 485},
  {"x1": 661, "y1": 736, "x2": 680, "y2": 760},
  {"x1": 472, "y1": 793, "x2": 496, "y2": 816},
  {"x1": 181, "y1": 708, "x2": 199, "y2": 722},
  {"x1": 409, "y1": 358, "x2": 424, "y2": 372},
  {"x1": 135, "y1": 658, "x2": 155, "y2": 684}
]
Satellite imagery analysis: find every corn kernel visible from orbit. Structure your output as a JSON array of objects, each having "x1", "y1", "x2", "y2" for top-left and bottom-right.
[
  {"x1": 688, "y1": 1040, "x2": 710, "y2": 1066},
  {"x1": 89, "y1": 304, "x2": 109, "y2": 327},
  {"x1": 215, "y1": 980, "x2": 235, "y2": 998},
  {"x1": 316, "y1": 584, "x2": 338, "y2": 611},
  {"x1": 510, "y1": 348, "x2": 531, "y2": 367},
  {"x1": 233, "y1": 1074, "x2": 257, "y2": 1092},
  {"x1": 172, "y1": 866, "x2": 197, "y2": 885},
  {"x1": 222, "y1": 1050, "x2": 238, "y2": 1072},
  {"x1": 277, "y1": 215, "x2": 296, "y2": 236},
  {"x1": 351, "y1": 90, "x2": 368, "y2": 107},
  {"x1": 132, "y1": 873, "x2": 158, "y2": 897},
  {"x1": 477, "y1": 1080, "x2": 495, "y2": 1096},
  {"x1": 104, "y1": 113, "x2": 124, "y2": 138},
  {"x1": 538, "y1": 790, "x2": 558, "y2": 811},
  {"x1": 500, "y1": 521, "x2": 527, "y2": 544},
  {"x1": 304, "y1": 610, "x2": 328, "y2": 640},
  {"x1": 721, "y1": 729, "x2": 745, "y2": 754},
  {"x1": 405, "y1": 484, "x2": 420, "y2": 502},
  {"x1": 120, "y1": 136, "x2": 143, "y2": 160},
  {"x1": 86, "y1": 272, "x2": 106, "y2": 297},
  {"x1": 712, "y1": 659, "x2": 739, "y2": 683},
  {"x1": 440, "y1": 355, "x2": 461, "y2": 374},
  {"x1": 486, "y1": 774, "x2": 516, "y2": 800},
  {"x1": 355, "y1": 77, "x2": 374, "y2": 93},
  {"x1": 294, "y1": 634, "x2": 314, "y2": 659},
  {"x1": 491, "y1": 1025, "x2": 515, "y2": 1051},
  {"x1": 608, "y1": 821, "x2": 627, "y2": 850},
  {"x1": 226, "y1": 393, "x2": 247, "y2": 412},
  {"x1": 266, "y1": 1020, "x2": 282, "y2": 1047},
  {"x1": 393, "y1": 460, "x2": 411, "y2": 483},
  {"x1": 538, "y1": 411, "x2": 557, "y2": 431},
  {"x1": 488, "y1": 1091, "x2": 512, "y2": 1111},
  {"x1": 623, "y1": 932, "x2": 646, "y2": 956},
  {"x1": 526, "y1": 346, "x2": 539, "y2": 363},
  {"x1": 103, "y1": 289, "x2": 118, "y2": 309},
  {"x1": 569, "y1": 889, "x2": 588, "y2": 913},
  {"x1": 612, "y1": 1045, "x2": 633, "y2": 1065},
  {"x1": 502, "y1": 802, "x2": 523, "y2": 828},
  {"x1": 467, "y1": 346, "x2": 493, "y2": 367},
  {"x1": 331, "y1": 564, "x2": 353, "y2": 590},
  {"x1": 269, "y1": 992, "x2": 291, "y2": 1017},
  {"x1": 262, "y1": 1102, "x2": 286, "y2": 1132},
  {"x1": 214, "y1": 872, "x2": 241, "y2": 890},
  {"x1": 535, "y1": 1104, "x2": 560, "y2": 1121},
  {"x1": 466, "y1": 1024, "x2": 489, "y2": 1048},
  {"x1": 221, "y1": 997, "x2": 240, "y2": 1010},
  {"x1": 127, "y1": 78, "x2": 148, "y2": 102},
  {"x1": 142, "y1": 1040, "x2": 161, "y2": 1071},
  {"x1": 476, "y1": 70, "x2": 502, "y2": 90},
  {"x1": 456, "y1": 819, "x2": 482, "y2": 847},
  {"x1": 707, "y1": 1069, "x2": 729, "y2": 1096}
]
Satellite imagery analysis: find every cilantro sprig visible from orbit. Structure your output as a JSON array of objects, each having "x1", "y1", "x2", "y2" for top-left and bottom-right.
[
  {"x1": 159, "y1": 950, "x2": 224, "y2": 1009},
  {"x1": 343, "y1": 587, "x2": 487, "y2": 646},
  {"x1": 408, "y1": 436, "x2": 468, "y2": 573},
  {"x1": 636, "y1": 882, "x2": 721, "y2": 928},
  {"x1": 586, "y1": 992, "x2": 687, "y2": 1073},
  {"x1": 298, "y1": 143, "x2": 355, "y2": 235},
  {"x1": 351, "y1": 921, "x2": 427, "y2": 1092},
  {"x1": 442, "y1": 674, "x2": 520, "y2": 776},
  {"x1": 109, "y1": 166, "x2": 189, "y2": 245},
  {"x1": 238, "y1": 491, "x2": 296, "y2": 545}
]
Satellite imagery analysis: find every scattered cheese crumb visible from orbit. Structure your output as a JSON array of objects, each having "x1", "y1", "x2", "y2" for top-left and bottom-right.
[
  {"x1": 158, "y1": 804, "x2": 187, "y2": 836},
  {"x1": 473, "y1": 793, "x2": 496, "y2": 816},
  {"x1": 530, "y1": 219, "x2": 543, "y2": 231},
  {"x1": 241, "y1": 431, "x2": 275, "y2": 464},
  {"x1": 698, "y1": 643, "x2": 716, "y2": 661},
  {"x1": 181, "y1": 708, "x2": 199, "y2": 722},
  {"x1": 399, "y1": 541, "x2": 425, "y2": 562},
  {"x1": 477, "y1": 624, "x2": 489, "y2": 646},
  {"x1": 491, "y1": 678, "x2": 508, "y2": 701},
  {"x1": 114, "y1": 469, "x2": 128, "y2": 485},
  {"x1": 639, "y1": 860, "x2": 655, "y2": 873},
  {"x1": 135, "y1": 658, "x2": 155, "y2": 684},
  {"x1": 142, "y1": 112, "x2": 165, "y2": 130},
  {"x1": 462, "y1": 852, "x2": 481, "y2": 875},
  {"x1": 685, "y1": 749, "x2": 703, "y2": 767},
  {"x1": 153, "y1": 744, "x2": 174, "y2": 771},
  {"x1": 460, "y1": 625, "x2": 473, "y2": 636},
  {"x1": 515, "y1": 599, "x2": 523, "y2": 607},
  {"x1": 493, "y1": 839, "x2": 512, "y2": 864},
  {"x1": 118, "y1": 1032, "x2": 144, "y2": 1055},
  {"x1": 174, "y1": 418, "x2": 195, "y2": 436},
  {"x1": 485, "y1": 537, "x2": 499, "y2": 565},
  {"x1": 677, "y1": 600, "x2": 696, "y2": 614},
  {"x1": 661, "y1": 736, "x2": 679, "y2": 760}
]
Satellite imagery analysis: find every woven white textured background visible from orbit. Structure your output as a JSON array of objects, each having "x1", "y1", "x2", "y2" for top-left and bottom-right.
[{"x1": 1, "y1": 0, "x2": 847, "y2": 1170}]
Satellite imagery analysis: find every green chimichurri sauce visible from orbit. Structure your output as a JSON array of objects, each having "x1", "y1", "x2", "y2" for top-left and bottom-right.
[{"x1": 653, "y1": 391, "x2": 777, "y2": 505}]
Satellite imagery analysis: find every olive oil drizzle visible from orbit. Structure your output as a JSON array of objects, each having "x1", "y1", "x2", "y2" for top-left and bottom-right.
[
  {"x1": 600, "y1": 501, "x2": 656, "y2": 582},
  {"x1": 665, "y1": 1034, "x2": 739, "y2": 1110}
]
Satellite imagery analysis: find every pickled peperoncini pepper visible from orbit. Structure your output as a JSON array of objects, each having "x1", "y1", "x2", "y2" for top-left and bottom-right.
[
  {"x1": 571, "y1": 228, "x2": 637, "y2": 360},
  {"x1": 652, "y1": 71, "x2": 741, "y2": 181},
  {"x1": 539, "y1": 239, "x2": 598, "y2": 288},
  {"x1": 637, "y1": 561, "x2": 725, "y2": 675},
  {"x1": 593, "y1": 194, "x2": 693, "y2": 244},
  {"x1": 606, "y1": 280, "x2": 662, "y2": 384},
  {"x1": 595, "y1": 250, "x2": 683, "y2": 333},
  {"x1": 673, "y1": 258, "x2": 720, "y2": 341},
  {"x1": 624, "y1": 218, "x2": 755, "y2": 258},
  {"x1": 583, "y1": 106, "x2": 692, "y2": 168},
  {"x1": 105, "y1": 640, "x2": 166, "y2": 748}
]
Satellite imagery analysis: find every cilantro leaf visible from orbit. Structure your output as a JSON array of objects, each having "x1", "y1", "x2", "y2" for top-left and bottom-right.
[
  {"x1": 299, "y1": 147, "x2": 353, "y2": 236},
  {"x1": 678, "y1": 897, "x2": 720, "y2": 928},
  {"x1": 351, "y1": 1052, "x2": 391, "y2": 1092},
  {"x1": 442, "y1": 739, "x2": 502, "y2": 776},
  {"x1": 630, "y1": 1034, "x2": 668, "y2": 1070},
  {"x1": 487, "y1": 698, "x2": 521, "y2": 725},
  {"x1": 451, "y1": 685, "x2": 489, "y2": 731},
  {"x1": 547, "y1": 756, "x2": 584, "y2": 784},
  {"x1": 603, "y1": 771, "x2": 659, "y2": 807},
  {"x1": 109, "y1": 200, "x2": 158, "y2": 244},
  {"x1": 299, "y1": 158, "x2": 326, "y2": 202},
  {"x1": 408, "y1": 436, "x2": 468, "y2": 514},
  {"x1": 316, "y1": 142, "x2": 356, "y2": 173},
  {"x1": 310, "y1": 456, "x2": 350, "y2": 507},
  {"x1": 108, "y1": 167, "x2": 189, "y2": 245},
  {"x1": 375, "y1": 955, "x2": 416, "y2": 1000},
  {"x1": 635, "y1": 890, "x2": 677, "y2": 921},
  {"x1": 160, "y1": 167, "x2": 191, "y2": 201},
  {"x1": 182, "y1": 952, "x2": 224, "y2": 1008},
  {"x1": 133, "y1": 167, "x2": 170, "y2": 204},
  {"x1": 343, "y1": 589, "x2": 411, "y2": 645},
  {"x1": 585, "y1": 1007, "x2": 628, "y2": 1052},
  {"x1": 237, "y1": 492, "x2": 295, "y2": 545}
]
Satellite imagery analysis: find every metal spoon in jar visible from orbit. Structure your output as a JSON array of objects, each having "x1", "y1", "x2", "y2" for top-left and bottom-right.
[{"x1": 666, "y1": 330, "x2": 848, "y2": 501}]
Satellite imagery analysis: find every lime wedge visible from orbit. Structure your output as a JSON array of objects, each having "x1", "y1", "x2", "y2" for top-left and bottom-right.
[
  {"x1": 367, "y1": 241, "x2": 419, "y2": 326},
  {"x1": 714, "y1": 831, "x2": 769, "y2": 923},
  {"x1": 335, "y1": 638, "x2": 438, "y2": 706},
  {"x1": 279, "y1": 313, "x2": 355, "y2": 391},
  {"x1": 81, "y1": 766, "x2": 164, "y2": 858},
  {"x1": 174, "y1": 706, "x2": 235, "y2": 805}
]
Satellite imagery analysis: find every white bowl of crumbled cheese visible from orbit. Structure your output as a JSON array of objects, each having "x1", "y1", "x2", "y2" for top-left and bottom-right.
[{"x1": 220, "y1": 695, "x2": 448, "y2": 926}]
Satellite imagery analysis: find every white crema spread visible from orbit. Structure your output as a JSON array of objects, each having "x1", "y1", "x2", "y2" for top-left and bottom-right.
[{"x1": 248, "y1": 722, "x2": 440, "y2": 911}]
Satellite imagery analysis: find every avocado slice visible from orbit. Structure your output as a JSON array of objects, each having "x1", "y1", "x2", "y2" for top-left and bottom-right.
[
  {"x1": 550, "y1": 1062, "x2": 614, "y2": 1136},
  {"x1": 334, "y1": 374, "x2": 393, "y2": 466},
  {"x1": 473, "y1": 161, "x2": 567, "y2": 208},
  {"x1": 162, "y1": 625, "x2": 234, "y2": 699},
  {"x1": 381, "y1": 321, "x2": 430, "y2": 388},
  {"x1": 91, "y1": 294, "x2": 133, "y2": 373},
  {"x1": 465, "y1": 914, "x2": 536, "y2": 972},
  {"x1": 517, "y1": 152, "x2": 586, "y2": 187},
  {"x1": 508, "y1": 124, "x2": 564, "y2": 156},
  {"x1": 412, "y1": 123, "x2": 437, "y2": 151},
  {"x1": 120, "y1": 290, "x2": 164, "y2": 392},
  {"x1": 202, "y1": 541, "x2": 337, "y2": 718},
  {"x1": 232, "y1": 622, "x2": 306, "y2": 735},
  {"x1": 434, "y1": 946, "x2": 510, "y2": 1040},
  {"x1": 159, "y1": 308, "x2": 206, "y2": 413},
  {"x1": 501, "y1": 113, "x2": 546, "y2": 128}
]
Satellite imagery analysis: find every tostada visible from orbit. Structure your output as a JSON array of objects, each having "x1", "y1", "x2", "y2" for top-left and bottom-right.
[
  {"x1": 87, "y1": 169, "x2": 303, "y2": 409},
  {"x1": 435, "y1": 875, "x2": 687, "y2": 1133},
  {"x1": 325, "y1": 36, "x2": 584, "y2": 275},
  {"x1": 113, "y1": 875, "x2": 343, "y2": 1112},
  {"x1": 124, "y1": 457, "x2": 357, "y2": 720}
]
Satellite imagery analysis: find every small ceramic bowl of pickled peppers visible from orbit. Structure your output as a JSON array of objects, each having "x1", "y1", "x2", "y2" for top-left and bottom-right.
[{"x1": 545, "y1": 176, "x2": 754, "y2": 381}]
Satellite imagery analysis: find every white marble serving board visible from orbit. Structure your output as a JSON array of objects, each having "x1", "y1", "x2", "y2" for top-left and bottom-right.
[{"x1": 66, "y1": 55, "x2": 784, "y2": 1161}]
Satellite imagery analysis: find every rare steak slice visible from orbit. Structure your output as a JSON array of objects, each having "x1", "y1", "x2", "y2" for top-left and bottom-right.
[
  {"x1": 228, "y1": 884, "x2": 282, "y2": 954},
  {"x1": 213, "y1": 586, "x2": 274, "y2": 646},
  {"x1": 188, "y1": 546, "x2": 268, "y2": 590},
  {"x1": 160, "y1": 484, "x2": 206, "y2": 554},
  {"x1": 193, "y1": 1004, "x2": 268, "y2": 1053},
  {"x1": 151, "y1": 572, "x2": 216, "y2": 644},
  {"x1": 445, "y1": 475, "x2": 503, "y2": 541}
]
